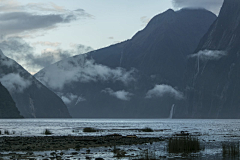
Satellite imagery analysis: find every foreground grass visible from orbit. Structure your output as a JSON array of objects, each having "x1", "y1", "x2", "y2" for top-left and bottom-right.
[
  {"x1": 168, "y1": 136, "x2": 202, "y2": 154},
  {"x1": 222, "y1": 142, "x2": 240, "y2": 158}
]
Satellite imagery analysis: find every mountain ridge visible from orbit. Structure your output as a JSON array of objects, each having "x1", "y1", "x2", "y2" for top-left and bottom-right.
[
  {"x1": 35, "y1": 8, "x2": 216, "y2": 118},
  {"x1": 0, "y1": 50, "x2": 71, "y2": 118}
]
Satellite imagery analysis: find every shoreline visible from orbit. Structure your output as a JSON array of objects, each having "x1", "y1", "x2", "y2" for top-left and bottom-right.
[{"x1": 0, "y1": 135, "x2": 163, "y2": 152}]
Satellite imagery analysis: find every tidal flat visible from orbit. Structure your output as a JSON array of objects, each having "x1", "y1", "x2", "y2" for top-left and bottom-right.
[{"x1": 1, "y1": 119, "x2": 240, "y2": 159}]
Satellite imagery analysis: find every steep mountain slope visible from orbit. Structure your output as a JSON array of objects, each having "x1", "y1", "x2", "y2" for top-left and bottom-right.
[
  {"x1": 185, "y1": 0, "x2": 240, "y2": 118},
  {"x1": 35, "y1": 9, "x2": 216, "y2": 118},
  {"x1": 0, "y1": 82, "x2": 22, "y2": 118},
  {"x1": 0, "y1": 50, "x2": 71, "y2": 118},
  {"x1": 89, "y1": 9, "x2": 216, "y2": 88}
]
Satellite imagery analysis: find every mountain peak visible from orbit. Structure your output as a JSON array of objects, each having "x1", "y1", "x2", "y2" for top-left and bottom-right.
[{"x1": 0, "y1": 49, "x2": 5, "y2": 57}]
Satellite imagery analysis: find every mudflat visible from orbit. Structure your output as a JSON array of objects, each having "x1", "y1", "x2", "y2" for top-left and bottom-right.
[{"x1": 0, "y1": 135, "x2": 163, "y2": 152}]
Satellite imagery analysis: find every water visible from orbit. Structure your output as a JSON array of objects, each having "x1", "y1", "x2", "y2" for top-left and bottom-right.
[
  {"x1": 1, "y1": 119, "x2": 240, "y2": 159},
  {"x1": 1, "y1": 119, "x2": 240, "y2": 142}
]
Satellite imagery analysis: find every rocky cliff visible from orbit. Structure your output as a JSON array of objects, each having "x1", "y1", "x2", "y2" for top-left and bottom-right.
[{"x1": 185, "y1": 0, "x2": 240, "y2": 118}]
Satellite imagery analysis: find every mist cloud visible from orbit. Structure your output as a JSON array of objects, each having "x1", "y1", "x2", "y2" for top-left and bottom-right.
[
  {"x1": 190, "y1": 50, "x2": 227, "y2": 61},
  {"x1": 0, "y1": 37, "x2": 93, "y2": 73},
  {"x1": 102, "y1": 88, "x2": 133, "y2": 101},
  {"x1": 32, "y1": 41, "x2": 61, "y2": 47},
  {"x1": 0, "y1": 73, "x2": 32, "y2": 93},
  {"x1": 172, "y1": 0, "x2": 223, "y2": 15},
  {"x1": 0, "y1": 0, "x2": 66, "y2": 13},
  {"x1": 146, "y1": 84, "x2": 184, "y2": 100},
  {"x1": 35, "y1": 55, "x2": 136, "y2": 90}
]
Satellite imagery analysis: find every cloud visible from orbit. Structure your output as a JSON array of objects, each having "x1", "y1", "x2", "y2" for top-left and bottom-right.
[
  {"x1": 75, "y1": 96, "x2": 86, "y2": 105},
  {"x1": 32, "y1": 41, "x2": 61, "y2": 47},
  {"x1": 0, "y1": 0, "x2": 65, "y2": 13},
  {"x1": 102, "y1": 88, "x2": 133, "y2": 101},
  {"x1": 25, "y1": 2, "x2": 66, "y2": 12},
  {"x1": 146, "y1": 84, "x2": 184, "y2": 100},
  {"x1": 35, "y1": 55, "x2": 136, "y2": 90},
  {"x1": 140, "y1": 16, "x2": 150, "y2": 26},
  {"x1": 189, "y1": 50, "x2": 227, "y2": 61},
  {"x1": 0, "y1": 50, "x2": 15, "y2": 67},
  {"x1": 0, "y1": 37, "x2": 93, "y2": 74},
  {"x1": 74, "y1": 44, "x2": 94, "y2": 54},
  {"x1": 33, "y1": 48, "x2": 72, "y2": 66},
  {"x1": 0, "y1": 11, "x2": 86, "y2": 36},
  {"x1": 0, "y1": 0, "x2": 22, "y2": 12},
  {"x1": 54, "y1": 92, "x2": 85, "y2": 105},
  {"x1": 60, "y1": 93, "x2": 78, "y2": 104},
  {"x1": 172, "y1": 0, "x2": 223, "y2": 15},
  {"x1": 0, "y1": 0, "x2": 93, "y2": 37},
  {"x1": 0, "y1": 73, "x2": 32, "y2": 93}
]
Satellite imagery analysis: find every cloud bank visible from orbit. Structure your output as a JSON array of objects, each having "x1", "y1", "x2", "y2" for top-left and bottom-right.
[
  {"x1": 190, "y1": 50, "x2": 227, "y2": 61},
  {"x1": 102, "y1": 88, "x2": 133, "y2": 101},
  {"x1": 172, "y1": 0, "x2": 223, "y2": 15},
  {"x1": 0, "y1": 0, "x2": 93, "y2": 37},
  {"x1": 146, "y1": 84, "x2": 184, "y2": 100},
  {"x1": 0, "y1": 73, "x2": 31, "y2": 93},
  {"x1": 0, "y1": 37, "x2": 93, "y2": 73},
  {"x1": 55, "y1": 92, "x2": 86, "y2": 105},
  {"x1": 35, "y1": 55, "x2": 136, "y2": 90},
  {"x1": 0, "y1": 10, "x2": 91, "y2": 37}
]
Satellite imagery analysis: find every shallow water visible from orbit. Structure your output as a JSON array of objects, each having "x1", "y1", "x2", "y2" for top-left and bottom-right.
[
  {"x1": 1, "y1": 119, "x2": 240, "y2": 159},
  {"x1": 0, "y1": 119, "x2": 240, "y2": 141}
]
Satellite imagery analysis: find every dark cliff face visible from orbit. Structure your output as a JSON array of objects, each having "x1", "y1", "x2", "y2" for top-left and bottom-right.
[
  {"x1": 35, "y1": 9, "x2": 216, "y2": 118},
  {"x1": 0, "y1": 82, "x2": 22, "y2": 118},
  {"x1": 0, "y1": 50, "x2": 71, "y2": 118},
  {"x1": 90, "y1": 9, "x2": 216, "y2": 88},
  {"x1": 185, "y1": 0, "x2": 240, "y2": 118}
]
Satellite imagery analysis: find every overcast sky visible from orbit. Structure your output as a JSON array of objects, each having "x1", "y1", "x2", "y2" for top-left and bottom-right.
[{"x1": 0, "y1": 0, "x2": 223, "y2": 74}]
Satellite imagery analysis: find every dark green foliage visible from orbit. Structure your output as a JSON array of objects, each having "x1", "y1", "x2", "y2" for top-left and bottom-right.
[
  {"x1": 222, "y1": 142, "x2": 240, "y2": 158},
  {"x1": 43, "y1": 129, "x2": 53, "y2": 135},
  {"x1": 83, "y1": 127, "x2": 98, "y2": 132},
  {"x1": 0, "y1": 83, "x2": 23, "y2": 118},
  {"x1": 168, "y1": 136, "x2": 202, "y2": 154},
  {"x1": 141, "y1": 127, "x2": 154, "y2": 132}
]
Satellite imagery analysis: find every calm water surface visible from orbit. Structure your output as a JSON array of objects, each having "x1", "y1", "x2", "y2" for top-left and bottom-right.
[{"x1": 0, "y1": 119, "x2": 240, "y2": 141}]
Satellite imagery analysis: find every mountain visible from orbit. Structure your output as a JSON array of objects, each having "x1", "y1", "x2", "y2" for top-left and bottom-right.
[
  {"x1": 35, "y1": 9, "x2": 216, "y2": 118},
  {"x1": 185, "y1": 0, "x2": 240, "y2": 118},
  {"x1": 0, "y1": 82, "x2": 22, "y2": 118},
  {"x1": 0, "y1": 50, "x2": 71, "y2": 118}
]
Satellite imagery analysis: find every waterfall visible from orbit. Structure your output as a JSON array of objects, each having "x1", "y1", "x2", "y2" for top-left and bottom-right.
[{"x1": 169, "y1": 104, "x2": 175, "y2": 119}]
